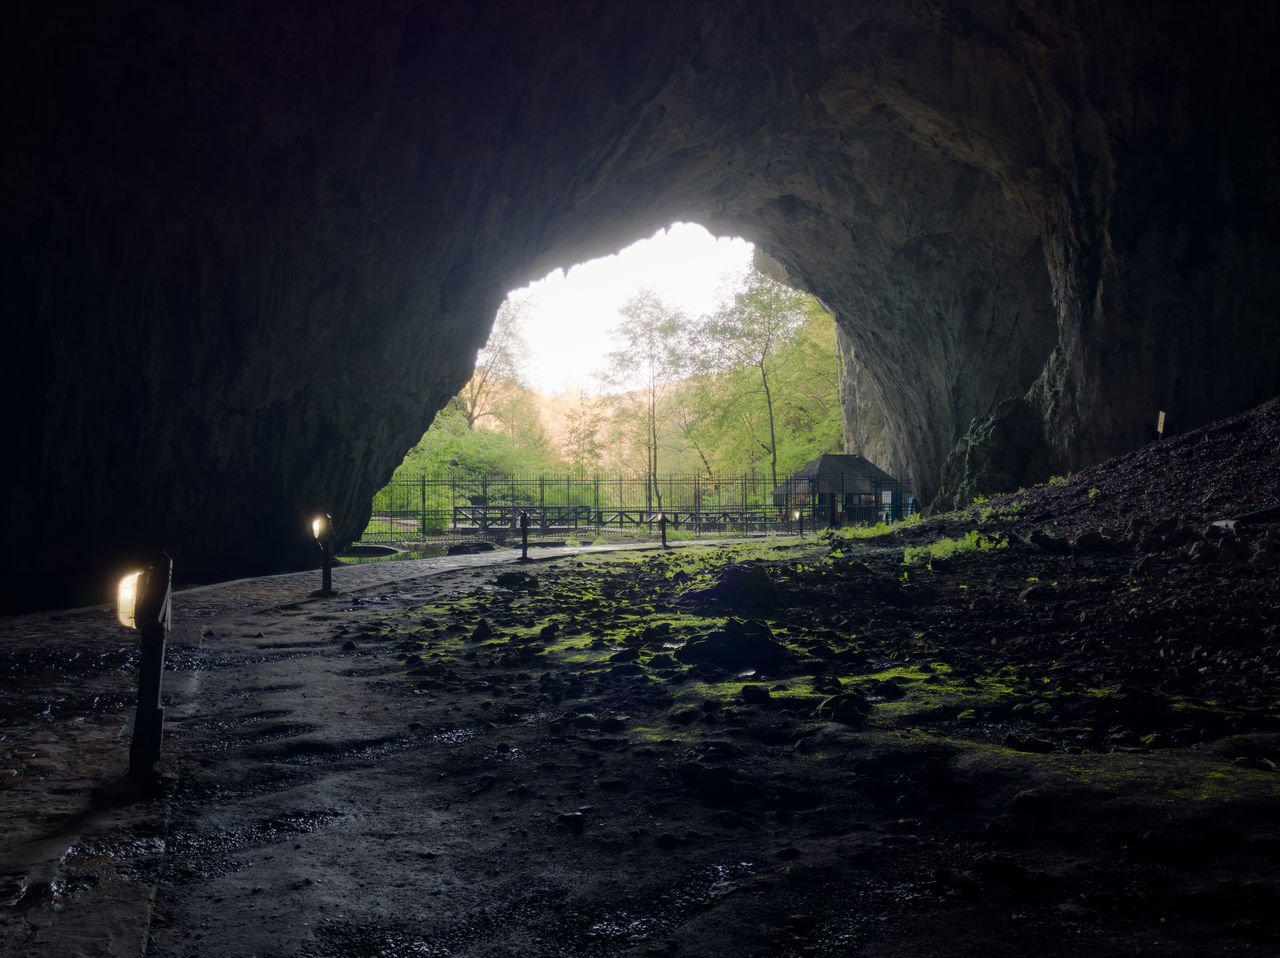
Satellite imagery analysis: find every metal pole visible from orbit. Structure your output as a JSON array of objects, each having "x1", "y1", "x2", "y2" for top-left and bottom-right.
[{"x1": 520, "y1": 511, "x2": 530, "y2": 561}]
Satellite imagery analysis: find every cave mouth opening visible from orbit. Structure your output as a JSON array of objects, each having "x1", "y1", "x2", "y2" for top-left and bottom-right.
[
  {"x1": 355, "y1": 220, "x2": 848, "y2": 556},
  {"x1": 501, "y1": 221, "x2": 756, "y2": 397}
]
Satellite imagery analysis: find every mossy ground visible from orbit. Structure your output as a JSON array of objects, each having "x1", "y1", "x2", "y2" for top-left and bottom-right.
[
  {"x1": 378, "y1": 535, "x2": 1277, "y2": 794},
  {"x1": 310, "y1": 518, "x2": 1280, "y2": 955}
]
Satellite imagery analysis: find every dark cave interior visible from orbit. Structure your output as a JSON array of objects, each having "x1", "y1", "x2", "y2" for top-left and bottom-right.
[{"x1": 4, "y1": 1, "x2": 1279, "y2": 611}]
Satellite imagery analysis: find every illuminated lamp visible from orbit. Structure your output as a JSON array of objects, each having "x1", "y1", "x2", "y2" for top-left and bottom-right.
[
  {"x1": 311, "y1": 513, "x2": 335, "y2": 596},
  {"x1": 117, "y1": 570, "x2": 142, "y2": 629},
  {"x1": 115, "y1": 557, "x2": 173, "y2": 782}
]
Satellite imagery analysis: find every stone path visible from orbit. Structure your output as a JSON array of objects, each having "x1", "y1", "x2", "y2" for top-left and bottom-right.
[{"x1": 0, "y1": 540, "x2": 679, "y2": 958}]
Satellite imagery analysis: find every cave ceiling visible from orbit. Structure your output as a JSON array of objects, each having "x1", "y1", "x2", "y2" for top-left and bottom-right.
[{"x1": 4, "y1": 1, "x2": 1278, "y2": 610}]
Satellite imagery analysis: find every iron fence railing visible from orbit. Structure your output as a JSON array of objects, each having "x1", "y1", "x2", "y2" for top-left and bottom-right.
[{"x1": 359, "y1": 469, "x2": 914, "y2": 546}]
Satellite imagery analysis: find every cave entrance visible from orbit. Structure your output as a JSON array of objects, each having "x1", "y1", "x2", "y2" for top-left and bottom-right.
[
  {"x1": 353, "y1": 222, "x2": 851, "y2": 555},
  {"x1": 507, "y1": 222, "x2": 754, "y2": 397}
]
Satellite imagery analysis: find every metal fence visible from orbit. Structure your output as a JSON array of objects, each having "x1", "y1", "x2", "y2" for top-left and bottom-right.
[{"x1": 360, "y1": 469, "x2": 914, "y2": 547}]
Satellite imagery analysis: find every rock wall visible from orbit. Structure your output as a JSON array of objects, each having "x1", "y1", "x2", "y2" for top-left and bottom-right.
[{"x1": 4, "y1": 1, "x2": 1279, "y2": 609}]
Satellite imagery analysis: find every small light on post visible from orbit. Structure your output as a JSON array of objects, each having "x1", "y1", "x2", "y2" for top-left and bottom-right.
[
  {"x1": 116, "y1": 556, "x2": 173, "y2": 784},
  {"x1": 793, "y1": 509, "x2": 804, "y2": 538},
  {"x1": 659, "y1": 513, "x2": 668, "y2": 549},
  {"x1": 519, "y1": 511, "x2": 531, "y2": 562},
  {"x1": 312, "y1": 513, "x2": 334, "y2": 596}
]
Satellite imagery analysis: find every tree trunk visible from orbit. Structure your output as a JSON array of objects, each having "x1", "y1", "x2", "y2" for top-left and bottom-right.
[
  {"x1": 760, "y1": 361, "x2": 779, "y2": 490},
  {"x1": 650, "y1": 383, "x2": 663, "y2": 511}
]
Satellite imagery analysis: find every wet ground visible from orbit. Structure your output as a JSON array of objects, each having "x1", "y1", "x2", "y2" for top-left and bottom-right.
[{"x1": 3, "y1": 398, "x2": 1280, "y2": 957}]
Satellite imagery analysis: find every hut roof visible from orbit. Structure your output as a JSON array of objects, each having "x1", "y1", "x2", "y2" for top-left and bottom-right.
[{"x1": 772, "y1": 454, "x2": 901, "y2": 498}]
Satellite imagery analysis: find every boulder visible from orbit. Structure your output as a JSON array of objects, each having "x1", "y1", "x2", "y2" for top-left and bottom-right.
[{"x1": 675, "y1": 619, "x2": 791, "y2": 672}]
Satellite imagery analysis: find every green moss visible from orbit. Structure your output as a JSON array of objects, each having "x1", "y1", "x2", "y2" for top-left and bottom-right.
[{"x1": 903, "y1": 529, "x2": 1008, "y2": 566}]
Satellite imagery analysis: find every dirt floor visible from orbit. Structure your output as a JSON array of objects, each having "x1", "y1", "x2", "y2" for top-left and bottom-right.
[{"x1": 3, "y1": 398, "x2": 1280, "y2": 957}]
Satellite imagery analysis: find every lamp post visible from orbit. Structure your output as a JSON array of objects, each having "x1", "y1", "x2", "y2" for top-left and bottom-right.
[
  {"x1": 793, "y1": 509, "x2": 804, "y2": 538},
  {"x1": 312, "y1": 513, "x2": 334, "y2": 596},
  {"x1": 117, "y1": 556, "x2": 173, "y2": 783},
  {"x1": 659, "y1": 513, "x2": 668, "y2": 549},
  {"x1": 519, "y1": 511, "x2": 531, "y2": 561}
]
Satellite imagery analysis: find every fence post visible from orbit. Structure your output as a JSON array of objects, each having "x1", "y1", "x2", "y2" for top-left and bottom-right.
[{"x1": 693, "y1": 474, "x2": 698, "y2": 535}]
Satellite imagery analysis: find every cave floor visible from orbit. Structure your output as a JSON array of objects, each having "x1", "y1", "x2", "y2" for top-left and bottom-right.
[{"x1": 2, "y1": 510, "x2": 1279, "y2": 956}]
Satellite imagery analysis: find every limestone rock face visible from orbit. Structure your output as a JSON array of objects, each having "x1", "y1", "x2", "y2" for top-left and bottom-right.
[
  {"x1": 931, "y1": 397, "x2": 1055, "y2": 514},
  {"x1": 5, "y1": 2, "x2": 1279, "y2": 609}
]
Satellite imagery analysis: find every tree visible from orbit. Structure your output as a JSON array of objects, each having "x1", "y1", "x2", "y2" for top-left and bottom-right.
[
  {"x1": 765, "y1": 300, "x2": 844, "y2": 476},
  {"x1": 601, "y1": 289, "x2": 689, "y2": 511},
  {"x1": 696, "y1": 269, "x2": 814, "y2": 489},
  {"x1": 562, "y1": 393, "x2": 605, "y2": 473},
  {"x1": 455, "y1": 298, "x2": 528, "y2": 430},
  {"x1": 393, "y1": 400, "x2": 559, "y2": 478}
]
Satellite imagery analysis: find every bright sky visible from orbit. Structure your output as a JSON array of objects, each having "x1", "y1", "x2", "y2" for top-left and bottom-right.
[{"x1": 505, "y1": 222, "x2": 754, "y2": 394}]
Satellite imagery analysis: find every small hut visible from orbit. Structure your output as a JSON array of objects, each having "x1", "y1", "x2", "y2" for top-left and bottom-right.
[{"x1": 772, "y1": 454, "x2": 912, "y2": 526}]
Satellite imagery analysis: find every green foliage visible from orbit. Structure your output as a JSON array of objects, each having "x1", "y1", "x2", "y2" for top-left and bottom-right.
[
  {"x1": 381, "y1": 270, "x2": 844, "y2": 496},
  {"x1": 666, "y1": 286, "x2": 842, "y2": 481},
  {"x1": 393, "y1": 401, "x2": 559, "y2": 478},
  {"x1": 969, "y1": 499, "x2": 1026, "y2": 523},
  {"x1": 829, "y1": 515, "x2": 921, "y2": 542},
  {"x1": 902, "y1": 529, "x2": 1008, "y2": 566},
  {"x1": 562, "y1": 395, "x2": 606, "y2": 473},
  {"x1": 688, "y1": 271, "x2": 840, "y2": 487},
  {"x1": 600, "y1": 289, "x2": 692, "y2": 506}
]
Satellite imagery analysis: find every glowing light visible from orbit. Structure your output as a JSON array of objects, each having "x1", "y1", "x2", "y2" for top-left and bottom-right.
[
  {"x1": 312, "y1": 515, "x2": 332, "y2": 541},
  {"x1": 117, "y1": 571, "x2": 142, "y2": 629}
]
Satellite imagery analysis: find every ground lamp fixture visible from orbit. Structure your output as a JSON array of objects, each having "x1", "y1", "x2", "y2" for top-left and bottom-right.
[
  {"x1": 658, "y1": 513, "x2": 668, "y2": 549},
  {"x1": 312, "y1": 513, "x2": 335, "y2": 596},
  {"x1": 793, "y1": 509, "x2": 804, "y2": 537},
  {"x1": 519, "y1": 511, "x2": 531, "y2": 562},
  {"x1": 117, "y1": 556, "x2": 173, "y2": 782}
]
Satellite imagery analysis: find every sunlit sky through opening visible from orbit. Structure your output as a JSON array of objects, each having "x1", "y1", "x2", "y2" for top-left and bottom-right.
[{"x1": 505, "y1": 222, "x2": 754, "y2": 395}]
